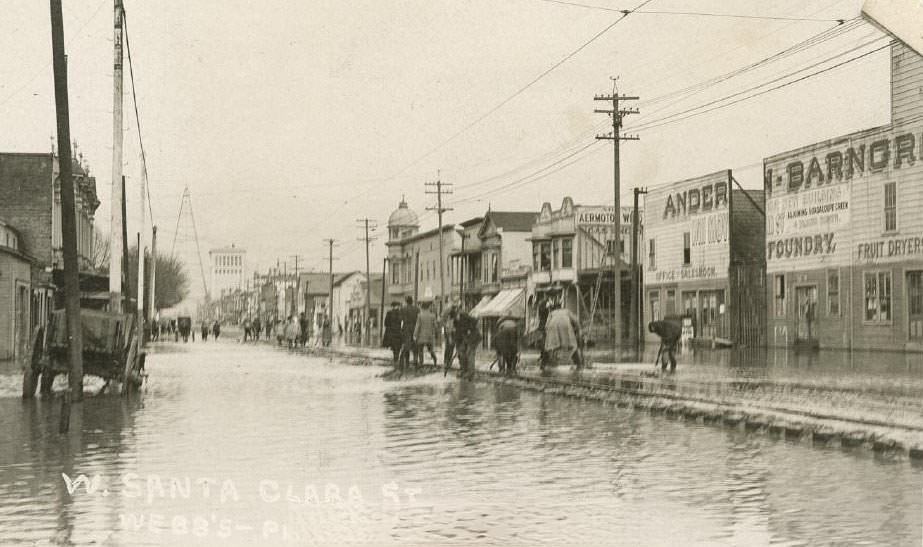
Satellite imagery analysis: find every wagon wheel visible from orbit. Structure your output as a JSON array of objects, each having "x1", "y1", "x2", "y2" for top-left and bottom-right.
[
  {"x1": 22, "y1": 327, "x2": 45, "y2": 399},
  {"x1": 121, "y1": 331, "x2": 145, "y2": 395}
]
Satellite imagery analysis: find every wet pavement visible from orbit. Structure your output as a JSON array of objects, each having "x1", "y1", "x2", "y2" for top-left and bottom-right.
[{"x1": 0, "y1": 339, "x2": 921, "y2": 545}]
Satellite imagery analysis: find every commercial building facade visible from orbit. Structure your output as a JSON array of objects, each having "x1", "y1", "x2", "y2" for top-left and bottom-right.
[
  {"x1": 530, "y1": 197, "x2": 637, "y2": 343},
  {"x1": 0, "y1": 220, "x2": 34, "y2": 363},
  {"x1": 209, "y1": 244, "x2": 246, "y2": 298},
  {"x1": 765, "y1": 41, "x2": 923, "y2": 352},
  {"x1": 643, "y1": 170, "x2": 766, "y2": 346}
]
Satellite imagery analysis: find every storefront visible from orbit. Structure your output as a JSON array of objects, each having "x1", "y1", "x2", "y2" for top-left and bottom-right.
[
  {"x1": 530, "y1": 197, "x2": 637, "y2": 343},
  {"x1": 644, "y1": 170, "x2": 766, "y2": 346},
  {"x1": 764, "y1": 121, "x2": 923, "y2": 351}
]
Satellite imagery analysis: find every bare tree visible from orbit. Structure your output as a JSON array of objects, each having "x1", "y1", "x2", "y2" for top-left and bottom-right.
[{"x1": 91, "y1": 228, "x2": 111, "y2": 274}]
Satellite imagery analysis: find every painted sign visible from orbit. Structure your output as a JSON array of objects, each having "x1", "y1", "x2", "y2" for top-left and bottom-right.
[
  {"x1": 662, "y1": 181, "x2": 728, "y2": 219},
  {"x1": 856, "y1": 235, "x2": 923, "y2": 263},
  {"x1": 766, "y1": 184, "x2": 849, "y2": 240},
  {"x1": 576, "y1": 206, "x2": 640, "y2": 238}
]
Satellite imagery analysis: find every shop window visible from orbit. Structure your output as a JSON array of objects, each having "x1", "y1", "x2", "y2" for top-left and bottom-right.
[
  {"x1": 665, "y1": 289, "x2": 676, "y2": 317},
  {"x1": 649, "y1": 291, "x2": 661, "y2": 321},
  {"x1": 864, "y1": 271, "x2": 892, "y2": 322},
  {"x1": 682, "y1": 232, "x2": 691, "y2": 265},
  {"x1": 884, "y1": 182, "x2": 897, "y2": 232},
  {"x1": 552, "y1": 239, "x2": 559, "y2": 268},
  {"x1": 774, "y1": 274, "x2": 786, "y2": 317},
  {"x1": 562, "y1": 238, "x2": 573, "y2": 268},
  {"x1": 827, "y1": 269, "x2": 840, "y2": 316},
  {"x1": 648, "y1": 238, "x2": 656, "y2": 270}
]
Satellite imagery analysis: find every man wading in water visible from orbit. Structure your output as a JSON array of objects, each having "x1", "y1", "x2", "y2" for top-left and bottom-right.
[{"x1": 649, "y1": 319, "x2": 682, "y2": 372}]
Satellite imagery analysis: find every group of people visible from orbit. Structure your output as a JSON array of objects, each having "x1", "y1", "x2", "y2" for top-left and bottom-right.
[
  {"x1": 199, "y1": 320, "x2": 221, "y2": 341},
  {"x1": 240, "y1": 312, "x2": 334, "y2": 348},
  {"x1": 381, "y1": 296, "x2": 481, "y2": 378}
]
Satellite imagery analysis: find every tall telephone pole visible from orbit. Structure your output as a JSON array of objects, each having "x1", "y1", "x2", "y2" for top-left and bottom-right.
[
  {"x1": 323, "y1": 239, "x2": 337, "y2": 327},
  {"x1": 49, "y1": 0, "x2": 85, "y2": 404},
  {"x1": 109, "y1": 0, "x2": 124, "y2": 311},
  {"x1": 425, "y1": 173, "x2": 452, "y2": 313},
  {"x1": 288, "y1": 254, "x2": 303, "y2": 316},
  {"x1": 595, "y1": 80, "x2": 639, "y2": 345},
  {"x1": 357, "y1": 218, "x2": 378, "y2": 345}
]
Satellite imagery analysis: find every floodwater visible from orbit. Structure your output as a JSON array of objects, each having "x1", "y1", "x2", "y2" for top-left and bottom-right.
[{"x1": 0, "y1": 341, "x2": 920, "y2": 546}]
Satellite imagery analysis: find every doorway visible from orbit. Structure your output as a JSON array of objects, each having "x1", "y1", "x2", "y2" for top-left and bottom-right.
[
  {"x1": 795, "y1": 285, "x2": 818, "y2": 344},
  {"x1": 908, "y1": 271, "x2": 923, "y2": 341}
]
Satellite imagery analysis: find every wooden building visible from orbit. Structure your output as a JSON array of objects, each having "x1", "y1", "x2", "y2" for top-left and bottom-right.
[
  {"x1": 764, "y1": 42, "x2": 923, "y2": 352},
  {"x1": 643, "y1": 170, "x2": 766, "y2": 346}
]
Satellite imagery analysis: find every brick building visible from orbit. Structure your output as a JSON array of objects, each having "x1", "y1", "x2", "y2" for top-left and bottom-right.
[
  {"x1": 764, "y1": 42, "x2": 923, "y2": 351},
  {"x1": 643, "y1": 170, "x2": 766, "y2": 346}
]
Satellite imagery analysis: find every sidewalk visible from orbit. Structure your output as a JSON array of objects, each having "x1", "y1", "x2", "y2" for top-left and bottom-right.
[{"x1": 262, "y1": 335, "x2": 923, "y2": 457}]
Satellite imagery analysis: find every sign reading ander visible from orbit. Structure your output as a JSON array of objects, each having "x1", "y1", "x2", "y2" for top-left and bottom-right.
[{"x1": 646, "y1": 170, "x2": 731, "y2": 283}]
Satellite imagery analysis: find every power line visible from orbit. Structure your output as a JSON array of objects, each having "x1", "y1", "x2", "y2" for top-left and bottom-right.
[
  {"x1": 381, "y1": 0, "x2": 656, "y2": 182},
  {"x1": 533, "y1": 0, "x2": 847, "y2": 23},
  {"x1": 121, "y1": 8, "x2": 155, "y2": 224}
]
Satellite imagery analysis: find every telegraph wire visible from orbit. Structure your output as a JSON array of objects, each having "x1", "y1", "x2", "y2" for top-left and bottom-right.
[
  {"x1": 379, "y1": 0, "x2": 656, "y2": 183},
  {"x1": 121, "y1": 8, "x2": 155, "y2": 224},
  {"x1": 533, "y1": 0, "x2": 847, "y2": 23}
]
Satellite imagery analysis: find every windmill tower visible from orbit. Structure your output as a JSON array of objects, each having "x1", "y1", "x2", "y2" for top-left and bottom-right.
[{"x1": 169, "y1": 186, "x2": 209, "y2": 314}]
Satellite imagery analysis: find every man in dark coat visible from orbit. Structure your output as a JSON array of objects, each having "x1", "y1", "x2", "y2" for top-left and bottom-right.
[
  {"x1": 399, "y1": 296, "x2": 419, "y2": 371},
  {"x1": 649, "y1": 319, "x2": 682, "y2": 371},
  {"x1": 382, "y1": 302, "x2": 403, "y2": 364},
  {"x1": 454, "y1": 310, "x2": 481, "y2": 379},
  {"x1": 299, "y1": 312, "x2": 310, "y2": 346}
]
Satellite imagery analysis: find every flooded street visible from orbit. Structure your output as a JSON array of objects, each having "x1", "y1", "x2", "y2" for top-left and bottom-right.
[{"x1": 1, "y1": 340, "x2": 921, "y2": 546}]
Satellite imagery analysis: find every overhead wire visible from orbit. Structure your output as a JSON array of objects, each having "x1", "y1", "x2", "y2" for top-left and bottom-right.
[
  {"x1": 121, "y1": 8, "x2": 155, "y2": 224},
  {"x1": 532, "y1": 0, "x2": 846, "y2": 23}
]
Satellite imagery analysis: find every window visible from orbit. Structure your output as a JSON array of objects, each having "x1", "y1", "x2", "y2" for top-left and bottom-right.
[
  {"x1": 884, "y1": 182, "x2": 897, "y2": 232},
  {"x1": 864, "y1": 271, "x2": 892, "y2": 322},
  {"x1": 827, "y1": 269, "x2": 840, "y2": 316},
  {"x1": 648, "y1": 239, "x2": 656, "y2": 270},
  {"x1": 533, "y1": 244, "x2": 540, "y2": 270},
  {"x1": 552, "y1": 239, "x2": 559, "y2": 268},
  {"x1": 774, "y1": 274, "x2": 786, "y2": 317},
  {"x1": 682, "y1": 232, "x2": 691, "y2": 265},
  {"x1": 491, "y1": 253, "x2": 498, "y2": 282},
  {"x1": 649, "y1": 291, "x2": 661, "y2": 321},
  {"x1": 665, "y1": 290, "x2": 676, "y2": 317},
  {"x1": 540, "y1": 242, "x2": 551, "y2": 271},
  {"x1": 561, "y1": 238, "x2": 573, "y2": 268}
]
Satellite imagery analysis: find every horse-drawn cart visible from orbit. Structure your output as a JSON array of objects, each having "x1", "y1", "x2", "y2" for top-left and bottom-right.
[{"x1": 22, "y1": 309, "x2": 146, "y2": 398}]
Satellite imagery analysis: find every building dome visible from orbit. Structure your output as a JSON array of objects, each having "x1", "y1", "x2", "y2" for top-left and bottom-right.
[{"x1": 387, "y1": 198, "x2": 419, "y2": 228}]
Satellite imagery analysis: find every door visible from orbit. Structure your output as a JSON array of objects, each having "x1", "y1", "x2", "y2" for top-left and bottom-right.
[
  {"x1": 795, "y1": 285, "x2": 818, "y2": 342},
  {"x1": 14, "y1": 283, "x2": 29, "y2": 364},
  {"x1": 908, "y1": 271, "x2": 923, "y2": 341}
]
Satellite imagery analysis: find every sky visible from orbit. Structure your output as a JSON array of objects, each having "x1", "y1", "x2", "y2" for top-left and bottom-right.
[{"x1": 0, "y1": 0, "x2": 892, "y2": 303}]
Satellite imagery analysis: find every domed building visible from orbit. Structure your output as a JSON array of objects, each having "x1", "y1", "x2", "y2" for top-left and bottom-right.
[{"x1": 387, "y1": 197, "x2": 419, "y2": 241}]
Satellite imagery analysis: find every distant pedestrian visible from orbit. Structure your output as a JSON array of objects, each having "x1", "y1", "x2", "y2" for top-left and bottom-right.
[
  {"x1": 453, "y1": 310, "x2": 481, "y2": 379},
  {"x1": 649, "y1": 318, "x2": 682, "y2": 372},
  {"x1": 285, "y1": 315, "x2": 300, "y2": 348},
  {"x1": 201, "y1": 321, "x2": 210, "y2": 342},
  {"x1": 382, "y1": 302, "x2": 402, "y2": 364},
  {"x1": 441, "y1": 303, "x2": 458, "y2": 372},
  {"x1": 322, "y1": 316, "x2": 333, "y2": 347},
  {"x1": 399, "y1": 296, "x2": 419, "y2": 371},
  {"x1": 243, "y1": 318, "x2": 252, "y2": 342},
  {"x1": 299, "y1": 312, "x2": 310, "y2": 346},
  {"x1": 252, "y1": 317, "x2": 262, "y2": 342},
  {"x1": 413, "y1": 301, "x2": 438, "y2": 367},
  {"x1": 212, "y1": 320, "x2": 221, "y2": 339}
]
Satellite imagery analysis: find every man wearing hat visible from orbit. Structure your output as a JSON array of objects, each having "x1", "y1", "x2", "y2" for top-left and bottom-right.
[{"x1": 382, "y1": 301, "x2": 403, "y2": 365}]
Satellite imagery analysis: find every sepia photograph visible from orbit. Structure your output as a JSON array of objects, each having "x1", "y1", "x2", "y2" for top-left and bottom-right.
[{"x1": 0, "y1": 0, "x2": 921, "y2": 545}]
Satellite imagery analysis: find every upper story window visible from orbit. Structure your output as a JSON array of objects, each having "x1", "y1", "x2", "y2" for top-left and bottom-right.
[
  {"x1": 884, "y1": 181, "x2": 897, "y2": 232},
  {"x1": 561, "y1": 238, "x2": 573, "y2": 268},
  {"x1": 540, "y1": 242, "x2": 551, "y2": 271},
  {"x1": 682, "y1": 232, "x2": 691, "y2": 265},
  {"x1": 648, "y1": 239, "x2": 655, "y2": 270}
]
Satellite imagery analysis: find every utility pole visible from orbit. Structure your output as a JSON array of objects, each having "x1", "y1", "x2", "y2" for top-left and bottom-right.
[
  {"x1": 50, "y1": 0, "x2": 84, "y2": 405},
  {"x1": 147, "y1": 225, "x2": 157, "y2": 337},
  {"x1": 288, "y1": 254, "x2": 303, "y2": 316},
  {"x1": 630, "y1": 187, "x2": 647, "y2": 351},
  {"x1": 595, "y1": 80, "x2": 639, "y2": 346},
  {"x1": 425, "y1": 172, "x2": 453, "y2": 313},
  {"x1": 357, "y1": 218, "x2": 378, "y2": 346},
  {"x1": 109, "y1": 0, "x2": 124, "y2": 312},
  {"x1": 324, "y1": 239, "x2": 337, "y2": 328}
]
